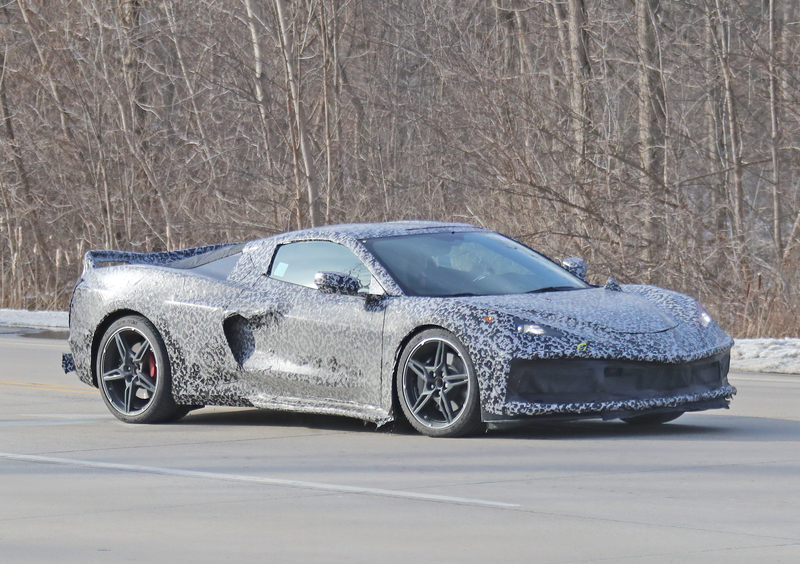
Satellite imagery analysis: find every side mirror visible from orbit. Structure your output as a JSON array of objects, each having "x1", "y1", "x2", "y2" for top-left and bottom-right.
[
  {"x1": 314, "y1": 271, "x2": 361, "y2": 296},
  {"x1": 561, "y1": 257, "x2": 587, "y2": 281}
]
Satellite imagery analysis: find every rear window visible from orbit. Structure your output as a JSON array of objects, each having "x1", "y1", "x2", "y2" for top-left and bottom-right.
[{"x1": 186, "y1": 253, "x2": 242, "y2": 280}]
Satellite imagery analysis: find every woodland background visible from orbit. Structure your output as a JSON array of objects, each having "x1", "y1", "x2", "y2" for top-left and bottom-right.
[{"x1": 0, "y1": 0, "x2": 799, "y2": 337}]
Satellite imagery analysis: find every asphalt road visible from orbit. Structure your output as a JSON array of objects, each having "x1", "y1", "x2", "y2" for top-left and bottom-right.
[{"x1": 0, "y1": 332, "x2": 798, "y2": 563}]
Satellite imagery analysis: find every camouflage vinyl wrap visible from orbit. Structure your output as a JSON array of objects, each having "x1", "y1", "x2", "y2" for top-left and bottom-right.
[{"x1": 67, "y1": 221, "x2": 735, "y2": 426}]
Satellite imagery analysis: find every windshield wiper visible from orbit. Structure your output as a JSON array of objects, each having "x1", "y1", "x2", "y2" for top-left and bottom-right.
[
  {"x1": 447, "y1": 292, "x2": 478, "y2": 297},
  {"x1": 526, "y1": 286, "x2": 580, "y2": 294}
]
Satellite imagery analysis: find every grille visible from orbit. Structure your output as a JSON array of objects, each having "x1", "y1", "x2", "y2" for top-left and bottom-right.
[{"x1": 506, "y1": 352, "x2": 729, "y2": 405}]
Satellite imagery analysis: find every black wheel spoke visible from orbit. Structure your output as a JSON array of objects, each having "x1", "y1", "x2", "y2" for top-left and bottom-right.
[
  {"x1": 102, "y1": 368, "x2": 125, "y2": 382},
  {"x1": 433, "y1": 340, "x2": 446, "y2": 371},
  {"x1": 114, "y1": 333, "x2": 128, "y2": 361},
  {"x1": 438, "y1": 391, "x2": 455, "y2": 423},
  {"x1": 135, "y1": 372, "x2": 156, "y2": 394},
  {"x1": 412, "y1": 389, "x2": 435, "y2": 414},
  {"x1": 132, "y1": 340, "x2": 151, "y2": 364},
  {"x1": 444, "y1": 373, "x2": 469, "y2": 388},
  {"x1": 407, "y1": 358, "x2": 428, "y2": 380},
  {"x1": 124, "y1": 380, "x2": 135, "y2": 412}
]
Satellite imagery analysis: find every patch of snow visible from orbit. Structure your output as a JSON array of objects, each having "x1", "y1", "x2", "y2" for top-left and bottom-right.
[
  {"x1": 730, "y1": 338, "x2": 800, "y2": 375},
  {"x1": 0, "y1": 309, "x2": 68, "y2": 329}
]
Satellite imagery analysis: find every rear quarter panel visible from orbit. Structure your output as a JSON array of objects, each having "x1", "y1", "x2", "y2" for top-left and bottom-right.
[{"x1": 69, "y1": 265, "x2": 245, "y2": 405}]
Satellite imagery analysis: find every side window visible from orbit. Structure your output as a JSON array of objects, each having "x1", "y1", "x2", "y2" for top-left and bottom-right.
[{"x1": 268, "y1": 241, "x2": 372, "y2": 292}]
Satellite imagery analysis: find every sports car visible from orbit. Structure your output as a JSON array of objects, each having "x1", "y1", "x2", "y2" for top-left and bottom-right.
[{"x1": 63, "y1": 221, "x2": 735, "y2": 437}]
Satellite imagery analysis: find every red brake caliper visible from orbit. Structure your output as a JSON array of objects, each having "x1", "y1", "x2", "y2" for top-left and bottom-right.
[{"x1": 147, "y1": 351, "x2": 157, "y2": 379}]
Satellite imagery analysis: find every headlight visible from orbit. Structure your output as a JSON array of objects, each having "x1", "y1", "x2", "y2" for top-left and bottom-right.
[
  {"x1": 517, "y1": 323, "x2": 546, "y2": 335},
  {"x1": 698, "y1": 305, "x2": 713, "y2": 328},
  {"x1": 515, "y1": 321, "x2": 565, "y2": 338}
]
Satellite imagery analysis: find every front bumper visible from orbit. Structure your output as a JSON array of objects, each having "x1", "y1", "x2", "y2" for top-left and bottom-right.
[{"x1": 493, "y1": 351, "x2": 735, "y2": 419}]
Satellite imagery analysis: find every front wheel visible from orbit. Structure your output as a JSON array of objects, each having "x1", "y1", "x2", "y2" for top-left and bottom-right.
[
  {"x1": 96, "y1": 315, "x2": 188, "y2": 424},
  {"x1": 396, "y1": 329, "x2": 482, "y2": 438}
]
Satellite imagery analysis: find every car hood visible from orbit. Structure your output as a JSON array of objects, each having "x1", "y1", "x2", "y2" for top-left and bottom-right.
[{"x1": 460, "y1": 288, "x2": 680, "y2": 334}]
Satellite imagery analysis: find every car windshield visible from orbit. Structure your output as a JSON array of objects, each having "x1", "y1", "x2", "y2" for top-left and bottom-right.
[{"x1": 362, "y1": 231, "x2": 589, "y2": 297}]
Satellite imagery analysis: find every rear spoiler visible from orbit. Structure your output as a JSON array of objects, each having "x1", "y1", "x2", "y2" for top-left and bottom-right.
[{"x1": 82, "y1": 244, "x2": 234, "y2": 273}]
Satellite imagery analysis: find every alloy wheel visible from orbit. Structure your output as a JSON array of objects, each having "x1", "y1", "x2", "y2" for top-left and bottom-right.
[
  {"x1": 401, "y1": 336, "x2": 473, "y2": 430},
  {"x1": 99, "y1": 326, "x2": 159, "y2": 416}
]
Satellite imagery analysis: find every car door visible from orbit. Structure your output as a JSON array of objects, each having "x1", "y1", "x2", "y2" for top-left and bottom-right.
[{"x1": 232, "y1": 240, "x2": 386, "y2": 408}]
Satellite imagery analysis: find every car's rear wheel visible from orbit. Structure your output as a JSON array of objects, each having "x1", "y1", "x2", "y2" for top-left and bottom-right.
[
  {"x1": 397, "y1": 329, "x2": 482, "y2": 437},
  {"x1": 621, "y1": 411, "x2": 684, "y2": 425},
  {"x1": 96, "y1": 315, "x2": 189, "y2": 424}
]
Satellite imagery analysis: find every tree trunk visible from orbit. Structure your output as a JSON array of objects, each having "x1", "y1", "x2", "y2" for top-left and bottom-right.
[
  {"x1": 637, "y1": 0, "x2": 666, "y2": 269},
  {"x1": 567, "y1": 0, "x2": 591, "y2": 169},
  {"x1": 244, "y1": 0, "x2": 278, "y2": 224},
  {"x1": 705, "y1": 17, "x2": 726, "y2": 244},
  {"x1": 708, "y1": 1, "x2": 745, "y2": 255},
  {"x1": 0, "y1": 49, "x2": 55, "y2": 280},
  {"x1": 274, "y1": 0, "x2": 321, "y2": 227},
  {"x1": 319, "y1": 0, "x2": 335, "y2": 224},
  {"x1": 768, "y1": 0, "x2": 782, "y2": 259}
]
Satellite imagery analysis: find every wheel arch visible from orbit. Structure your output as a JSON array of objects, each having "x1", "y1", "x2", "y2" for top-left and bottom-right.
[
  {"x1": 90, "y1": 309, "x2": 150, "y2": 387},
  {"x1": 390, "y1": 324, "x2": 464, "y2": 416},
  {"x1": 391, "y1": 324, "x2": 482, "y2": 436}
]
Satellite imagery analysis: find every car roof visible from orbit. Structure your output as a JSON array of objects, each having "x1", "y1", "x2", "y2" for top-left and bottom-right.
[{"x1": 276, "y1": 220, "x2": 483, "y2": 241}]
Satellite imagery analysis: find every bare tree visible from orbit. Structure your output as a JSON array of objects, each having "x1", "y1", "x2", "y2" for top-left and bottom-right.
[
  {"x1": 567, "y1": 0, "x2": 592, "y2": 169},
  {"x1": 274, "y1": 0, "x2": 321, "y2": 227},
  {"x1": 1, "y1": 0, "x2": 800, "y2": 337},
  {"x1": 637, "y1": 0, "x2": 666, "y2": 271}
]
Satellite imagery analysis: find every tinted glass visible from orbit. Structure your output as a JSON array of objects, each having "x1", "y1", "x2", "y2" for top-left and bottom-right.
[
  {"x1": 188, "y1": 253, "x2": 241, "y2": 280},
  {"x1": 269, "y1": 241, "x2": 372, "y2": 292},
  {"x1": 363, "y1": 231, "x2": 588, "y2": 297},
  {"x1": 169, "y1": 242, "x2": 247, "y2": 269}
]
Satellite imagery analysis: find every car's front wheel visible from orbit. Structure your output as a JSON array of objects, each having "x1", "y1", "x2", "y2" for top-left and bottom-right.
[
  {"x1": 96, "y1": 315, "x2": 189, "y2": 423},
  {"x1": 397, "y1": 329, "x2": 482, "y2": 437}
]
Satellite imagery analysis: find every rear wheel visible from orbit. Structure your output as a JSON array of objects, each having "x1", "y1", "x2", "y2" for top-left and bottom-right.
[
  {"x1": 96, "y1": 315, "x2": 188, "y2": 423},
  {"x1": 397, "y1": 329, "x2": 482, "y2": 438},
  {"x1": 621, "y1": 411, "x2": 684, "y2": 425}
]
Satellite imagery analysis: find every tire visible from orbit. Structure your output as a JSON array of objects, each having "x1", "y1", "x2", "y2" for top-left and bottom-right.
[
  {"x1": 96, "y1": 315, "x2": 188, "y2": 424},
  {"x1": 621, "y1": 411, "x2": 684, "y2": 425},
  {"x1": 396, "y1": 329, "x2": 482, "y2": 438}
]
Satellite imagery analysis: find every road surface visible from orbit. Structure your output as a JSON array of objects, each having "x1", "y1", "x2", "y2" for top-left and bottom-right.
[{"x1": 0, "y1": 332, "x2": 797, "y2": 563}]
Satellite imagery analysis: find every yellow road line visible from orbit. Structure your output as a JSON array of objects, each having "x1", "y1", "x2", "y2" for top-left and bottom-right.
[{"x1": 0, "y1": 380, "x2": 96, "y2": 394}]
